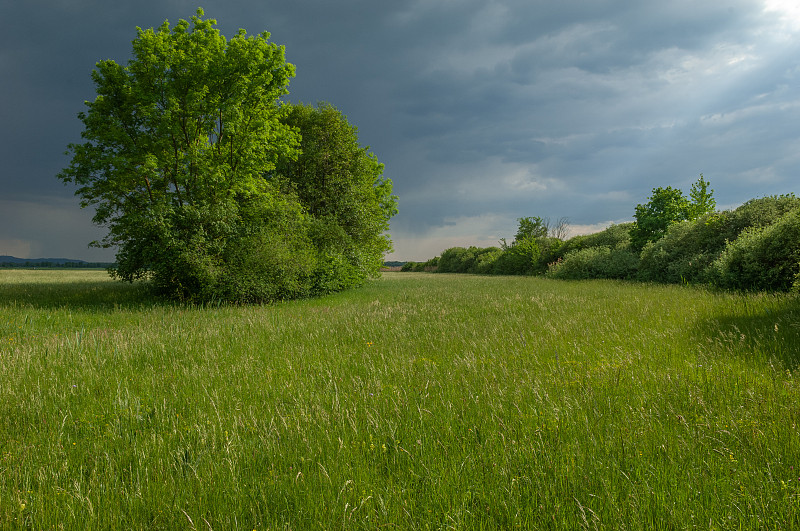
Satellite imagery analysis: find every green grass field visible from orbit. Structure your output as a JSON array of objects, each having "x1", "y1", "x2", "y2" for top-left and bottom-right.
[{"x1": 1, "y1": 270, "x2": 799, "y2": 529}]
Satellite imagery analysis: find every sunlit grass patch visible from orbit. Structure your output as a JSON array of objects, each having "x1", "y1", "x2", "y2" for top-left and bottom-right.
[{"x1": 1, "y1": 270, "x2": 799, "y2": 528}]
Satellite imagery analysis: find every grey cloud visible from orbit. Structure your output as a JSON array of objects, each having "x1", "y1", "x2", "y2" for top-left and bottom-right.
[{"x1": 1, "y1": 0, "x2": 799, "y2": 260}]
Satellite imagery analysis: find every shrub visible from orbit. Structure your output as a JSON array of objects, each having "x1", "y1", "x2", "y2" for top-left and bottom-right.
[
  {"x1": 437, "y1": 247, "x2": 477, "y2": 273},
  {"x1": 492, "y1": 239, "x2": 540, "y2": 275},
  {"x1": 532, "y1": 237, "x2": 565, "y2": 275},
  {"x1": 547, "y1": 246, "x2": 639, "y2": 280},
  {"x1": 475, "y1": 247, "x2": 504, "y2": 274},
  {"x1": 435, "y1": 246, "x2": 505, "y2": 274},
  {"x1": 401, "y1": 257, "x2": 440, "y2": 272},
  {"x1": 637, "y1": 213, "x2": 727, "y2": 284},
  {"x1": 107, "y1": 193, "x2": 320, "y2": 303},
  {"x1": 710, "y1": 207, "x2": 800, "y2": 291},
  {"x1": 719, "y1": 194, "x2": 800, "y2": 242},
  {"x1": 554, "y1": 223, "x2": 634, "y2": 260},
  {"x1": 638, "y1": 195, "x2": 800, "y2": 286}
]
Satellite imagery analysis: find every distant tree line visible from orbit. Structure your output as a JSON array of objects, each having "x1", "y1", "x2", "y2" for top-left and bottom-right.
[
  {"x1": 0, "y1": 260, "x2": 115, "y2": 268},
  {"x1": 403, "y1": 176, "x2": 800, "y2": 292}
]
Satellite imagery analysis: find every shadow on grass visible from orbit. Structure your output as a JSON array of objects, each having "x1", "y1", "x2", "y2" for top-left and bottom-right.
[
  {"x1": 694, "y1": 293, "x2": 800, "y2": 369},
  {"x1": 0, "y1": 279, "x2": 161, "y2": 311}
]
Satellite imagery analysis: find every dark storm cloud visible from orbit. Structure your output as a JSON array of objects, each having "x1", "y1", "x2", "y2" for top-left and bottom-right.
[{"x1": 2, "y1": 1, "x2": 799, "y2": 260}]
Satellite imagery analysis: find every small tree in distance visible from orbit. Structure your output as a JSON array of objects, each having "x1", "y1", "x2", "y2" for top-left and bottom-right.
[
  {"x1": 630, "y1": 175, "x2": 716, "y2": 252},
  {"x1": 514, "y1": 216, "x2": 549, "y2": 242},
  {"x1": 688, "y1": 174, "x2": 716, "y2": 219},
  {"x1": 493, "y1": 216, "x2": 552, "y2": 275}
]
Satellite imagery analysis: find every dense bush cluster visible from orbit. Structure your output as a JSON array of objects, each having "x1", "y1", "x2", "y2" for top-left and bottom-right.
[{"x1": 408, "y1": 186, "x2": 800, "y2": 293}]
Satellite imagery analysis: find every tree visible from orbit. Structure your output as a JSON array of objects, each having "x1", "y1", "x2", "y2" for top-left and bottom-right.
[
  {"x1": 274, "y1": 103, "x2": 397, "y2": 292},
  {"x1": 514, "y1": 216, "x2": 549, "y2": 242},
  {"x1": 547, "y1": 216, "x2": 571, "y2": 241},
  {"x1": 688, "y1": 174, "x2": 716, "y2": 219},
  {"x1": 630, "y1": 186, "x2": 689, "y2": 251},
  {"x1": 58, "y1": 10, "x2": 393, "y2": 302},
  {"x1": 630, "y1": 176, "x2": 715, "y2": 252},
  {"x1": 492, "y1": 217, "x2": 546, "y2": 275}
]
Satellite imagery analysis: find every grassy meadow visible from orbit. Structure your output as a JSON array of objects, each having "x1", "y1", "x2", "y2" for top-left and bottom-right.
[{"x1": 1, "y1": 269, "x2": 800, "y2": 529}]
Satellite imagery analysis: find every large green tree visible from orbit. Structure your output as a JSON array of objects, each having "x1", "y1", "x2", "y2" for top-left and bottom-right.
[
  {"x1": 275, "y1": 103, "x2": 397, "y2": 292},
  {"x1": 58, "y1": 10, "x2": 395, "y2": 302}
]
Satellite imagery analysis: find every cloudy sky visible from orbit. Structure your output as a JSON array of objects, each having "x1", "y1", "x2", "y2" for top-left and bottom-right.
[{"x1": 2, "y1": 0, "x2": 800, "y2": 261}]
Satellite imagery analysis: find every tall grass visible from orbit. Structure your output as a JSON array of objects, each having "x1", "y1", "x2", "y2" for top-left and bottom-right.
[{"x1": 1, "y1": 270, "x2": 799, "y2": 529}]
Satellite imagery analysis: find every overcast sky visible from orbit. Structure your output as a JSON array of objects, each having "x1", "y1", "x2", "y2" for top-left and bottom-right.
[{"x1": 2, "y1": 0, "x2": 800, "y2": 261}]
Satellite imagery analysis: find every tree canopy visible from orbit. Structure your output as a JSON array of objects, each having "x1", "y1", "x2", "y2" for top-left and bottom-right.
[
  {"x1": 630, "y1": 176, "x2": 716, "y2": 251},
  {"x1": 688, "y1": 174, "x2": 716, "y2": 219},
  {"x1": 275, "y1": 103, "x2": 397, "y2": 292},
  {"x1": 514, "y1": 216, "x2": 549, "y2": 242},
  {"x1": 58, "y1": 9, "x2": 396, "y2": 302}
]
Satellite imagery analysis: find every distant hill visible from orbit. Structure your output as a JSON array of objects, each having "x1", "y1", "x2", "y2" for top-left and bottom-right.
[{"x1": 0, "y1": 256, "x2": 113, "y2": 268}]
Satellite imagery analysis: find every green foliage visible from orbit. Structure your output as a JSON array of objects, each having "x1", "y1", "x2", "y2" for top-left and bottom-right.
[
  {"x1": 214, "y1": 195, "x2": 318, "y2": 302},
  {"x1": 474, "y1": 247, "x2": 504, "y2": 274},
  {"x1": 58, "y1": 9, "x2": 300, "y2": 301},
  {"x1": 416, "y1": 187, "x2": 799, "y2": 293},
  {"x1": 630, "y1": 176, "x2": 716, "y2": 251},
  {"x1": 630, "y1": 186, "x2": 691, "y2": 251},
  {"x1": 638, "y1": 213, "x2": 726, "y2": 284},
  {"x1": 490, "y1": 216, "x2": 560, "y2": 275},
  {"x1": 514, "y1": 216, "x2": 548, "y2": 241},
  {"x1": 554, "y1": 223, "x2": 633, "y2": 260},
  {"x1": 414, "y1": 179, "x2": 800, "y2": 294},
  {"x1": 400, "y1": 257, "x2": 440, "y2": 272},
  {"x1": 435, "y1": 247, "x2": 481, "y2": 274},
  {"x1": 423, "y1": 218, "x2": 568, "y2": 277},
  {"x1": 421, "y1": 256, "x2": 440, "y2": 271},
  {"x1": 710, "y1": 207, "x2": 800, "y2": 291},
  {"x1": 58, "y1": 10, "x2": 395, "y2": 302},
  {"x1": 433, "y1": 246, "x2": 508, "y2": 274},
  {"x1": 638, "y1": 195, "x2": 800, "y2": 286},
  {"x1": 436, "y1": 247, "x2": 472, "y2": 273},
  {"x1": 546, "y1": 246, "x2": 639, "y2": 280},
  {"x1": 718, "y1": 194, "x2": 800, "y2": 242},
  {"x1": 493, "y1": 238, "x2": 541, "y2": 275},
  {"x1": 275, "y1": 103, "x2": 397, "y2": 293},
  {"x1": 581, "y1": 222, "x2": 634, "y2": 248},
  {"x1": 688, "y1": 174, "x2": 716, "y2": 219},
  {"x1": 531, "y1": 237, "x2": 564, "y2": 275},
  {"x1": 542, "y1": 223, "x2": 636, "y2": 280}
]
